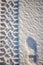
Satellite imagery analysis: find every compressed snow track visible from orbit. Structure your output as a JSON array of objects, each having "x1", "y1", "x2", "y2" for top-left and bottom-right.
[{"x1": 0, "y1": 0, "x2": 19, "y2": 65}]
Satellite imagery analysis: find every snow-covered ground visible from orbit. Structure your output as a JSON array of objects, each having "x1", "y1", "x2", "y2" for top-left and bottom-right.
[
  {"x1": 19, "y1": 0, "x2": 43, "y2": 65},
  {"x1": 0, "y1": 0, "x2": 43, "y2": 65}
]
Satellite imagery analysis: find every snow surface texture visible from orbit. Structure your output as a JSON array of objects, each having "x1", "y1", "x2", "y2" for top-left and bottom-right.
[
  {"x1": 19, "y1": 0, "x2": 43, "y2": 65},
  {"x1": 0, "y1": 0, "x2": 43, "y2": 65},
  {"x1": 0, "y1": 0, "x2": 19, "y2": 65}
]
